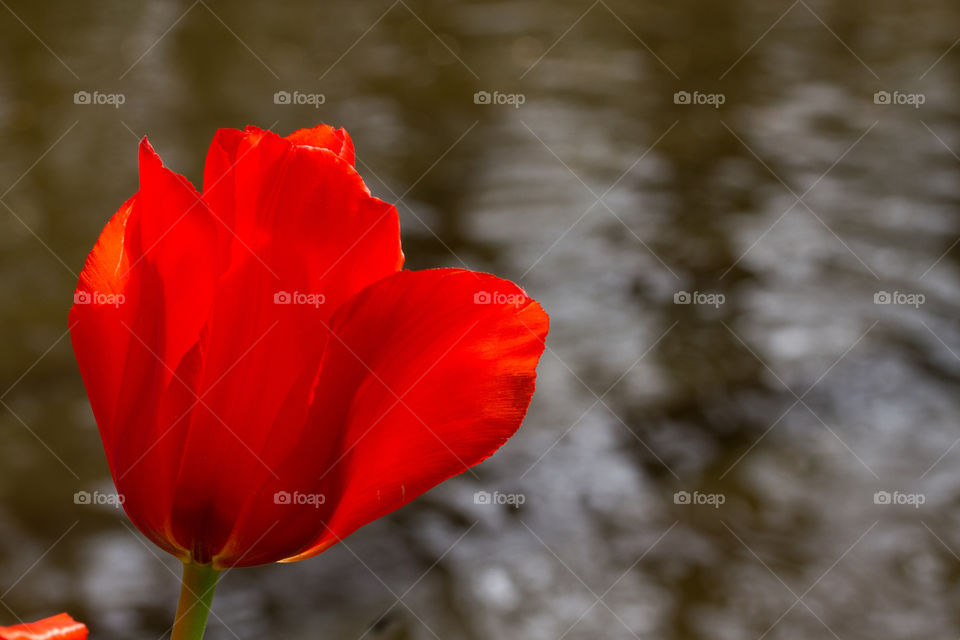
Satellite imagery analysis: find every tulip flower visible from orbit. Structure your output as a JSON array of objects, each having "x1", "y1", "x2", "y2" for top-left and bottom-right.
[
  {"x1": 69, "y1": 124, "x2": 548, "y2": 638},
  {"x1": 0, "y1": 613, "x2": 88, "y2": 639}
]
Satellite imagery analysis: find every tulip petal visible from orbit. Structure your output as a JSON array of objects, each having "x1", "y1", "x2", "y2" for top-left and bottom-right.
[
  {"x1": 69, "y1": 139, "x2": 219, "y2": 559},
  {"x1": 0, "y1": 613, "x2": 88, "y2": 639},
  {"x1": 285, "y1": 124, "x2": 355, "y2": 165},
  {"x1": 213, "y1": 269, "x2": 547, "y2": 566},
  {"x1": 200, "y1": 126, "x2": 400, "y2": 308},
  {"x1": 168, "y1": 128, "x2": 402, "y2": 563}
]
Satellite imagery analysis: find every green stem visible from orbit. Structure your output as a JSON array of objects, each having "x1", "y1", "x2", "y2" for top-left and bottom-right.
[{"x1": 171, "y1": 562, "x2": 221, "y2": 640}]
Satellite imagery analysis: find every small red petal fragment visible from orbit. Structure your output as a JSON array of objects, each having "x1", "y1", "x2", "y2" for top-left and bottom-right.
[{"x1": 0, "y1": 613, "x2": 88, "y2": 640}]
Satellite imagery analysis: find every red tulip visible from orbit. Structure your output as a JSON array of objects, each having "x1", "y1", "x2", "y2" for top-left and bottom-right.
[
  {"x1": 0, "y1": 613, "x2": 88, "y2": 639},
  {"x1": 69, "y1": 124, "x2": 548, "y2": 571}
]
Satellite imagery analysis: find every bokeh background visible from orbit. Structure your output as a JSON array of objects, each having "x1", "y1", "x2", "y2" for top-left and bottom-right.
[{"x1": 1, "y1": 0, "x2": 960, "y2": 638}]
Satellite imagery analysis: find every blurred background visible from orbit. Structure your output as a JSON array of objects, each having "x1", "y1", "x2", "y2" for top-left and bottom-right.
[{"x1": 1, "y1": 0, "x2": 960, "y2": 638}]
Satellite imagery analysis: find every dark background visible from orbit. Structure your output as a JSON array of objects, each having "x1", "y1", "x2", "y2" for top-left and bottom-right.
[{"x1": 1, "y1": 1, "x2": 959, "y2": 638}]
